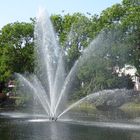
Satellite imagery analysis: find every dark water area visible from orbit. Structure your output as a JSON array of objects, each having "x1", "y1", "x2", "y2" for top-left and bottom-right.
[
  {"x1": 0, "y1": 118, "x2": 140, "y2": 140},
  {"x1": 0, "y1": 110, "x2": 140, "y2": 140}
]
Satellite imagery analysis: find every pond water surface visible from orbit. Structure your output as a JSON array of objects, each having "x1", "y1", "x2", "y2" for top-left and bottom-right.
[{"x1": 0, "y1": 110, "x2": 140, "y2": 140}]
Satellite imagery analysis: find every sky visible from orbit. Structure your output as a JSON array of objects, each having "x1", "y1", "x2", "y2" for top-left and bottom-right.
[{"x1": 0, "y1": 0, "x2": 122, "y2": 29}]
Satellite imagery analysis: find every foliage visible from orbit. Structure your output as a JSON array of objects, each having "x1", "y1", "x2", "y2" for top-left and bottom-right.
[
  {"x1": 0, "y1": 22, "x2": 34, "y2": 82},
  {"x1": 0, "y1": 0, "x2": 139, "y2": 100}
]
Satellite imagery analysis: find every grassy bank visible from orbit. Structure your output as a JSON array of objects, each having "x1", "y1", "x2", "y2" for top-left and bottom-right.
[
  {"x1": 120, "y1": 102, "x2": 140, "y2": 112},
  {"x1": 70, "y1": 102, "x2": 96, "y2": 112},
  {"x1": 71, "y1": 101, "x2": 140, "y2": 113}
]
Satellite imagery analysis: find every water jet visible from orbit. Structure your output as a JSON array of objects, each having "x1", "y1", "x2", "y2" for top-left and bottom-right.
[{"x1": 15, "y1": 8, "x2": 137, "y2": 121}]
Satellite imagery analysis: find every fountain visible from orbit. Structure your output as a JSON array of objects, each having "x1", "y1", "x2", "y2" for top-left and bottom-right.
[
  {"x1": 15, "y1": 8, "x2": 136, "y2": 121},
  {"x1": 1, "y1": 6, "x2": 140, "y2": 140}
]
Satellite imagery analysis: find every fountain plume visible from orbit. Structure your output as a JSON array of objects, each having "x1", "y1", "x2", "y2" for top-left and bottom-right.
[{"x1": 16, "y1": 9, "x2": 132, "y2": 120}]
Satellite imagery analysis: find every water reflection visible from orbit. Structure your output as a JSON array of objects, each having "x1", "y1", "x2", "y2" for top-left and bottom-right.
[
  {"x1": 1, "y1": 108, "x2": 140, "y2": 140},
  {"x1": 0, "y1": 118, "x2": 140, "y2": 140}
]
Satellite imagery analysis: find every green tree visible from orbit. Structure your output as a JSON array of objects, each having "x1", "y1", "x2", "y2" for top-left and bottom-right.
[{"x1": 0, "y1": 22, "x2": 34, "y2": 82}]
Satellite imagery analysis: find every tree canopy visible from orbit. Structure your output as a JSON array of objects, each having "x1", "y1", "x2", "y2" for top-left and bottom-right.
[
  {"x1": 0, "y1": 22, "x2": 34, "y2": 82},
  {"x1": 0, "y1": 0, "x2": 139, "y2": 96}
]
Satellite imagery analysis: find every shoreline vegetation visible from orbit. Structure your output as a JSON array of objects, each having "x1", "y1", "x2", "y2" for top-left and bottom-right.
[
  {"x1": 1, "y1": 96, "x2": 140, "y2": 121},
  {"x1": 68, "y1": 99, "x2": 140, "y2": 113},
  {"x1": 0, "y1": 91, "x2": 140, "y2": 110},
  {"x1": 120, "y1": 102, "x2": 140, "y2": 112}
]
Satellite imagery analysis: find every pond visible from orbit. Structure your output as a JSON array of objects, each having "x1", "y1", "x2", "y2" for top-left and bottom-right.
[{"x1": 0, "y1": 110, "x2": 140, "y2": 140}]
